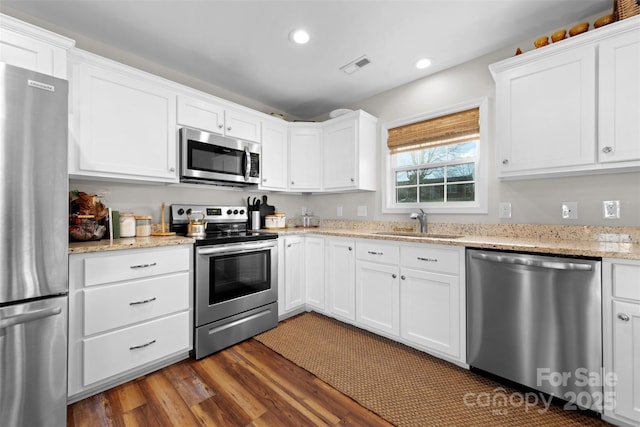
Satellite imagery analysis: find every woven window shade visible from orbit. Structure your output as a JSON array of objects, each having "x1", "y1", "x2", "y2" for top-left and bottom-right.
[{"x1": 387, "y1": 108, "x2": 480, "y2": 154}]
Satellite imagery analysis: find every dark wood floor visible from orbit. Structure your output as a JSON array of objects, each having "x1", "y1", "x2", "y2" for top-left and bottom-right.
[{"x1": 67, "y1": 338, "x2": 393, "y2": 426}]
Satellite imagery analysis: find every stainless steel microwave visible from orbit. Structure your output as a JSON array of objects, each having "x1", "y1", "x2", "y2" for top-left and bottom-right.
[{"x1": 180, "y1": 127, "x2": 260, "y2": 186}]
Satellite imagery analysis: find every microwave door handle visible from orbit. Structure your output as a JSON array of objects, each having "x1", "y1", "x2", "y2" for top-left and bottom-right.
[{"x1": 243, "y1": 147, "x2": 251, "y2": 181}]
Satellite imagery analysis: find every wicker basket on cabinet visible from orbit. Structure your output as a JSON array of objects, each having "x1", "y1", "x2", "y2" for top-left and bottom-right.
[{"x1": 614, "y1": 0, "x2": 640, "y2": 20}]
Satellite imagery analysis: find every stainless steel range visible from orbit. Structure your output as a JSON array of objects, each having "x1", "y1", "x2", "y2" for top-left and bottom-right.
[{"x1": 170, "y1": 204, "x2": 278, "y2": 359}]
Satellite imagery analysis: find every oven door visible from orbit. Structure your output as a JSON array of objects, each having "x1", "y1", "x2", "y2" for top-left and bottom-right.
[
  {"x1": 195, "y1": 239, "x2": 277, "y2": 327},
  {"x1": 180, "y1": 127, "x2": 260, "y2": 185}
]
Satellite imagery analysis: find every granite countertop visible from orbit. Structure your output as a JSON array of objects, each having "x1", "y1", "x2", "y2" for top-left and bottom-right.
[
  {"x1": 272, "y1": 223, "x2": 640, "y2": 261},
  {"x1": 68, "y1": 222, "x2": 640, "y2": 260},
  {"x1": 68, "y1": 235, "x2": 194, "y2": 254}
]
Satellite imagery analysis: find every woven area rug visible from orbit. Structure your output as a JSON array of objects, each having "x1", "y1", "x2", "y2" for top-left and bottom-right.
[{"x1": 255, "y1": 312, "x2": 609, "y2": 427}]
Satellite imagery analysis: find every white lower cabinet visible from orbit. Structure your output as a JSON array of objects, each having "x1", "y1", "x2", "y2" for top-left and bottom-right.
[
  {"x1": 603, "y1": 258, "x2": 640, "y2": 426},
  {"x1": 356, "y1": 241, "x2": 400, "y2": 336},
  {"x1": 305, "y1": 236, "x2": 326, "y2": 313},
  {"x1": 282, "y1": 236, "x2": 306, "y2": 314},
  {"x1": 326, "y1": 237, "x2": 356, "y2": 322},
  {"x1": 68, "y1": 245, "x2": 192, "y2": 401}
]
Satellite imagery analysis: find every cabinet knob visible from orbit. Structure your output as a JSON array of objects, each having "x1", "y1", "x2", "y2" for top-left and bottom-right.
[
  {"x1": 401, "y1": 275, "x2": 406, "y2": 280},
  {"x1": 502, "y1": 159, "x2": 509, "y2": 165},
  {"x1": 618, "y1": 313, "x2": 630, "y2": 322},
  {"x1": 350, "y1": 178, "x2": 355, "y2": 182},
  {"x1": 263, "y1": 178, "x2": 267, "y2": 182},
  {"x1": 392, "y1": 274, "x2": 397, "y2": 279},
  {"x1": 602, "y1": 146, "x2": 613, "y2": 154},
  {"x1": 227, "y1": 126, "x2": 232, "y2": 131},
  {"x1": 169, "y1": 167, "x2": 175, "y2": 172},
  {"x1": 218, "y1": 124, "x2": 223, "y2": 129},
  {"x1": 348, "y1": 246, "x2": 352, "y2": 251}
]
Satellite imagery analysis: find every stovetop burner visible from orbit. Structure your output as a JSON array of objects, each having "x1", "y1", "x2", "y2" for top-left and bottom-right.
[{"x1": 169, "y1": 204, "x2": 278, "y2": 245}]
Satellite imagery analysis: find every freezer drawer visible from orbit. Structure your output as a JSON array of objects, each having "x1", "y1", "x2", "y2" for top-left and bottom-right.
[{"x1": 0, "y1": 296, "x2": 68, "y2": 427}]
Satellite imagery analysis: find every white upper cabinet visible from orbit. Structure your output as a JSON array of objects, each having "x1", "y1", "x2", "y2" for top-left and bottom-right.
[
  {"x1": 68, "y1": 49, "x2": 178, "y2": 182},
  {"x1": 598, "y1": 27, "x2": 640, "y2": 164},
  {"x1": 0, "y1": 13, "x2": 74, "y2": 79},
  {"x1": 322, "y1": 110, "x2": 377, "y2": 192},
  {"x1": 260, "y1": 119, "x2": 289, "y2": 191},
  {"x1": 177, "y1": 94, "x2": 262, "y2": 143},
  {"x1": 491, "y1": 17, "x2": 640, "y2": 179},
  {"x1": 288, "y1": 125, "x2": 323, "y2": 191}
]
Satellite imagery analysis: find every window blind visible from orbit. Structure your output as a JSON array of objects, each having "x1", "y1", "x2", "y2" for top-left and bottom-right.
[{"x1": 387, "y1": 108, "x2": 480, "y2": 154}]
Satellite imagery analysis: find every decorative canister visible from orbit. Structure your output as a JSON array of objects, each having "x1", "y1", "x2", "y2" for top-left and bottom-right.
[
  {"x1": 274, "y1": 212, "x2": 286, "y2": 228},
  {"x1": 135, "y1": 215, "x2": 152, "y2": 237},
  {"x1": 264, "y1": 215, "x2": 278, "y2": 229},
  {"x1": 119, "y1": 212, "x2": 136, "y2": 237}
]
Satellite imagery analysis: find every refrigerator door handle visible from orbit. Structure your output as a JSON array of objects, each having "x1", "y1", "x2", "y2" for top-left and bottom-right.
[{"x1": 0, "y1": 306, "x2": 62, "y2": 330}]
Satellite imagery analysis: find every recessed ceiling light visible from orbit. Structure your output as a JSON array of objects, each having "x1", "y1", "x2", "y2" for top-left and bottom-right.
[
  {"x1": 416, "y1": 58, "x2": 432, "y2": 69},
  {"x1": 289, "y1": 29, "x2": 310, "y2": 45}
]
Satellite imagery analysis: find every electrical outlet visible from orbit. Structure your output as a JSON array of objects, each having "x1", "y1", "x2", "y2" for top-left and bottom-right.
[
  {"x1": 336, "y1": 206, "x2": 343, "y2": 217},
  {"x1": 499, "y1": 202, "x2": 512, "y2": 219},
  {"x1": 357, "y1": 206, "x2": 367, "y2": 217},
  {"x1": 562, "y1": 202, "x2": 578, "y2": 219},
  {"x1": 301, "y1": 206, "x2": 308, "y2": 215},
  {"x1": 603, "y1": 200, "x2": 620, "y2": 219}
]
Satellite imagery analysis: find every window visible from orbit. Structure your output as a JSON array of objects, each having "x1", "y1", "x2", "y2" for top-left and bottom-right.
[{"x1": 383, "y1": 99, "x2": 488, "y2": 214}]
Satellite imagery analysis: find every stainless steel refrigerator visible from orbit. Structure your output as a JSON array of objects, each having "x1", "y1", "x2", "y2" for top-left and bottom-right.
[{"x1": 1, "y1": 63, "x2": 69, "y2": 426}]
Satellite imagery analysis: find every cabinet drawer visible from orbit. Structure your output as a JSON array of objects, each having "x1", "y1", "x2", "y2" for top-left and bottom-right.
[
  {"x1": 612, "y1": 262, "x2": 640, "y2": 302},
  {"x1": 83, "y1": 311, "x2": 189, "y2": 387},
  {"x1": 357, "y1": 241, "x2": 399, "y2": 264},
  {"x1": 83, "y1": 272, "x2": 190, "y2": 335},
  {"x1": 83, "y1": 247, "x2": 190, "y2": 287},
  {"x1": 401, "y1": 245, "x2": 460, "y2": 275}
]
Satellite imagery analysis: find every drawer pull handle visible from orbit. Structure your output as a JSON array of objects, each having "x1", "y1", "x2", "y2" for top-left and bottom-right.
[
  {"x1": 129, "y1": 297, "x2": 157, "y2": 306},
  {"x1": 367, "y1": 251, "x2": 384, "y2": 255},
  {"x1": 417, "y1": 257, "x2": 438, "y2": 262},
  {"x1": 401, "y1": 275, "x2": 406, "y2": 280},
  {"x1": 618, "y1": 313, "x2": 630, "y2": 322},
  {"x1": 130, "y1": 339, "x2": 156, "y2": 350},
  {"x1": 130, "y1": 262, "x2": 157, "y2": 269}
]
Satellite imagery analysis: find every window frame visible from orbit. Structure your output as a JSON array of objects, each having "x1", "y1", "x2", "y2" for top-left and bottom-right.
[{"x1": 381, "y1": 97, "x2": 489, "y2": 215}]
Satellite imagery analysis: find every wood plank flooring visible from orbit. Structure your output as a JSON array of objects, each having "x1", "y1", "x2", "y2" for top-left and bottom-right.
[{"x1": 67, "y1": 339, "x2": 393, "y2": 427}]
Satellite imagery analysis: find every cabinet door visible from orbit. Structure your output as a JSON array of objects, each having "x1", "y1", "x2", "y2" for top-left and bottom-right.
[
  {"x1": 323, "y1": 118, "x2": 357, "y2": 190},
  {"x1": 305, "y1": 237, "x2": 325, "y2": 312},
  {"x1": 599, "y1": 28, "x2": 640, "y2": 164},
  {"x1": 284, "y1": 237, "x2": 305, "y2": 312},
  {"x1": 71, "y1": 61, "x2": 178, "y2": 182},
  {"x1": 225, "y1": 109, "x2": 262, "y2": 143},
  {"x1": 177, "y1": 95, "x2": 225, "y2": 134},
  {"x1": 611, "y1": 300, "x2": 640, "y2": 423},
  {"x1": 289, "y1": 127, "x2": 322, "y2": 191},
  {"x1": 496, "y1": 45, "x2": 596, "y2": 175},
  {"x1": 400, "y1": 268, "x2": 460, "y2": 358},
  {"x1": 326, "y1": 238, "x2": 355, "y2": 321},
  {"x1": 260, "y1": 120, "x2": 288, "y2": 190},
  {"x1": 356, "y1": 260, "x2": 399, "y2": 336}
]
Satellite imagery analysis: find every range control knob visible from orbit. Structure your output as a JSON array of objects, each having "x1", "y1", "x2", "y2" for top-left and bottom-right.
[
  {"x1": 233, "y1": 209, "x2": 239, "y2": 215},
  {"x1": 239, "y1": 209, "x2": 245, "y2": 215},
  {"x1": 226, "y1": 209, "x2": 232, "y2": 215},
  {"x1": 177, "y1": 208, "x2": 185, "y2": 216}
]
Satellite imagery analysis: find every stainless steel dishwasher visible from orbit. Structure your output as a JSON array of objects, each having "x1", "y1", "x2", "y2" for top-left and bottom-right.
[{"x1": 466, "y1": 249, "x2": 602, "y2": 411}]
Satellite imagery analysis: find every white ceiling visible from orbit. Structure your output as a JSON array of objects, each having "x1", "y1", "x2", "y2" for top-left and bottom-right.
[{"x1": 1, "y1": 0, "x2": 611, "y2": 119}]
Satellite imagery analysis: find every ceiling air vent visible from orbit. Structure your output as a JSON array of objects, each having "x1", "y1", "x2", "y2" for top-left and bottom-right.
[{"x1": 340, "y1": 55, "x2": 371, "y2": 75}]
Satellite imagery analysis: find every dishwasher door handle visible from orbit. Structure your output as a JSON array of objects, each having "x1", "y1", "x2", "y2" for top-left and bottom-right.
[{"x1": 470, "y1": 252, "x2": 593, "y2": 271}]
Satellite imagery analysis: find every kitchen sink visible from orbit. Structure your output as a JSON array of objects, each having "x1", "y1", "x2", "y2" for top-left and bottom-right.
[{"x1": 374, "y1": 231, "x2": 463, "y2": 239}]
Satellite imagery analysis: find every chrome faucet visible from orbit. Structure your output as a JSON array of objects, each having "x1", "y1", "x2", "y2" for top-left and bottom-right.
[{"x1": 410, "y1": 209, "x2": 428, "y2": 233}]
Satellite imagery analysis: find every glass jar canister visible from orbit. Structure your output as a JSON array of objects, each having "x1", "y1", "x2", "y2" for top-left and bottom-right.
[
  {"x1": 119, "y1": 212, "x2": 136, "y2": 237},
  {"x1": 135, "y1": 215, "x2": 152, "y2": 237}
]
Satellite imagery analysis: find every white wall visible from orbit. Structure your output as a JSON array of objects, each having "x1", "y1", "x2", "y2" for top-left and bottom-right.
[
  {"x1": 307, "y1": 47, "x2": 640, "y2": 227},
  {"x1": 20, "y1": 3, "x2": 635, "y2": 228}
]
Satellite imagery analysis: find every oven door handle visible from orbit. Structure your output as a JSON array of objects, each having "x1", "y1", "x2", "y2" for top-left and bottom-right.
[{"x1": 197, "y1": 240, "x2": 276, "y2": 256}]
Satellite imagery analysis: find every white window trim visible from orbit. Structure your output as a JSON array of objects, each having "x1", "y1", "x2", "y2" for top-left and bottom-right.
[{"x1": 381, "y1": 97, "x2": 489, "y2": 215}]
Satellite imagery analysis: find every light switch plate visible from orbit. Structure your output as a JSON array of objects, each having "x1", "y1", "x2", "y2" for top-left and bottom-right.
[
  {"x1": 603, "y1": 200, "x2": 620, "y2": 219},
  {"x1": 357, "y1": 205, "x2": 367, "y2": 217},
  {"x1": 336, "y1": 206, "x2": 343, "y2": 217},
  {"x1": 562, "y1": 202, "x2": 578, "y2": 219}
]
